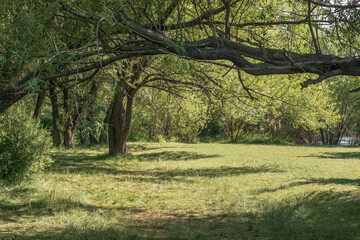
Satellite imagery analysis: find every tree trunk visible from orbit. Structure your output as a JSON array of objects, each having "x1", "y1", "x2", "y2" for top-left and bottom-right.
[
  {"x1": 89, "y1": 131, "x2": 99, "y2": 144},
  {"x1": 108, "y1": 80, "x2": 127, "y2": 155},
  {"x1": 108, "y1": 58, "x2": 147, "y2": 155},
  {"x1": 233, "y1": 122, "x2": 243, "y2": 143},
  {"x1": 63, "y1": 88, "x2": 73, "y2": 149},
  {"x1": 49, "y1": 82, "x2": 62, "y2": 147},
  {"x1": 71, "y1": 103, "x2": 84, "y2": 137},
  {"x1": 108, "y1": 82, "x2": 136, "y2": 155},
  {"x1": 99, "y1": 101, "x2": 113, "y2": 144},
  {"x1": 227, "y1": 116, "x2": 236, "y2": 143},
  {"x1": 33, "y1": 90, "x2": 46, "y2": 119},
  {"x1": 0, "y1": 90, "x2": 27, "y2": 114},
  {"x1": 87, "y1": 83, "x2": 99, "y2": 144}
]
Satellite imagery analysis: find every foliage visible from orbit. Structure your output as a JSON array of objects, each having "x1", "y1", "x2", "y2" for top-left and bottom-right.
[
  {"x1": 0, "y1": 102, "x2": 53, "y2": 184},
  {"x1": 0, "y1": 1, "x2": 57, "y2": 86},
  {"x1": 1, "y1": 0, "x2": 359, "y2": 151},
  {"x1": 0, "y1": 0, "x2": 359, "y2": 103},
  {"x1": 320, "y1": 76, "x2": 360, "y2": 144},
  {"x1": 197, "y1": 70, "x2": 341, "y2": 144},
  {"x1": 219, "y1": 100, "x2": 264, "y2": 143},
  {"x1": 76, "y1": 102, "x2": 106, "y2": 144},
  {"x1": 129, "y1": 88, "x2": 209, "y2": 143}
]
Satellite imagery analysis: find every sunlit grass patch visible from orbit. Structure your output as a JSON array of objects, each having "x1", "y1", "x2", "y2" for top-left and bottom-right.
[{"x1": 0, "y1": 143, "x2": 359, "y2": 239}]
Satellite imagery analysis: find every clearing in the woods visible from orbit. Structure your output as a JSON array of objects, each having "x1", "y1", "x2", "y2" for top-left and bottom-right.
[{"x1": 0, "y1": 143, "x2": 359, "y2": 240}]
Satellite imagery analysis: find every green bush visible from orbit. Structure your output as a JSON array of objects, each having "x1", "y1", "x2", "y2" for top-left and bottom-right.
[{"x1": 0, "y1": 104, "x2": 53, "y2": 184}]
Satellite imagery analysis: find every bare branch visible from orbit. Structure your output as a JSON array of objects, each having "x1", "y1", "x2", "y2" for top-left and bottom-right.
[{"x1": 309, "y1": 0, "x2": 360, "y2": 9}]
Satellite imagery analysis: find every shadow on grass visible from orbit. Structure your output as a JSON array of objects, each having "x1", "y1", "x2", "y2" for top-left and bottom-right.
[
  {"x1": 137, "y1": 151, "x2": 220, "y2": 162},
  {"x1": 0, "y1": 223, "x2": 157, "y2": 240},
  {"x1": 0, "y1": 197, "x2": 80, "y2": 223},
  {"x1": 1, "y1": 190, "x2": 359, "y2": 240},
  {"x1": 255, "y1": 177, "x2": 360, "y2": 194},
  {"x1": 49, "y1": 150, "x2": 238, "y2": 181},
  {"x1": 50, "y1": 151, "x2": 113, "y2": 164},
  {"x1": 0, "y1": 196, "x2": 145, "y2": 226},
  {"x1": 261, "y1": 191, "x2": 360, "y2": 240},
  {"x1": 26, "y1": 228, "x2": 152, "y2": 240},
  {"x1": 97, "y1": 165, "x2": 283, "y2": 184},
  {"x1": 49, "y1": 150, "x2": 219, "y2": 172},
  {"x1": 139, "y1": 165, "x2": 282, "y2": 179},
  {"x1": 48, "y1": 150, "x2": 282, "y2": 184},
  {"x1": 308, "y1": 178, "x2": 360, "y2": 186},
  {"x1": 49, "y1": 152, "x2": 113, "y2": 175},
  {"x1": 303, "y1": 151, "x2": 360, "y2": 160},
  {"x1": 49, "y1": 156, "x2": 282, "y2": 181},
  {"x1": 73, "y1": 143, "x2": 163, "y2": 152}
]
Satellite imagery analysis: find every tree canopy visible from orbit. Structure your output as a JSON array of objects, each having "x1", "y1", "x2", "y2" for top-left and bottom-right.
[{"x1": 1, "y1": 0, "x2": 360, "y2": 114}]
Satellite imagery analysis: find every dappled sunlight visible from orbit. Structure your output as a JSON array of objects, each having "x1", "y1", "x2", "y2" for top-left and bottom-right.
[
  {"x1": 1, "y1": 143, "x2": 359, "y2": 239},
  {"x1": 2, "y1": 190, "x2": 358, "y2": 240},
  {"x1": 261, "y1": 191, "x2": 360, "y2": 240}
]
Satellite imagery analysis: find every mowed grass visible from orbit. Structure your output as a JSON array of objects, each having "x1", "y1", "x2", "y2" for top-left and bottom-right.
[{"x1": 0, "y1": 143, "x2": 359, "y2": 240}]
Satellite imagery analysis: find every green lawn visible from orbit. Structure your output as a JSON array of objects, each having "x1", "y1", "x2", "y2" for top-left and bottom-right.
[{"x1": 1, "y1": 143, "x2": 359, "y2": 240}]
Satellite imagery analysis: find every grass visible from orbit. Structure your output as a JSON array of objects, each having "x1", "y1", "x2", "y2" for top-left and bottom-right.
[{"x1": 0, "y1": 143, "x2": 359, "y2": 240}]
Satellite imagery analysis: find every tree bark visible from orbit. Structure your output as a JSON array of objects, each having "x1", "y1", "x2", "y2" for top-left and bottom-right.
[
  {"x1": 107, "y1": 59, "x2": 147, "y2": 155},
  {"x1": 33, "y1": 90, "x2": 46, "y2": 119},
  {"x1": 63, "y1": 88, "x2": 73, "y2": 149},
  {"x1": 86, "y1": 83, "x2": 99, "y2": 144},
  {"x1": 99, "y1": 101, "x2": 113, "y2": 144},
  {"x1": 107, "y1": 83, "x2": 137, "y2": 155},
  {"x1": 49, "y1": 82, "x2": 62, "y2": 147},
  {"x1": 108, "y1": 80, "x2": 127, "y2": 155},
  {"x1": 0, "y1": 90, "x2": 27, "y2": 114}
]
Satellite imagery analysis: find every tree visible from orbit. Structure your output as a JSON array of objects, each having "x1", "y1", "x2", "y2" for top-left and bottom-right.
[
  {"x1": 107, "y1": 59, "x2": 148, "y2": 155},
  {"x1": 107, "y1": 56, "x2": 216, "y2": 154},
  {"x1": 49, "y1": 80, "x2": 62, "y2": 147},
  {"x1": 1, "y1": 0, "x2": 360, "y2": 153}
]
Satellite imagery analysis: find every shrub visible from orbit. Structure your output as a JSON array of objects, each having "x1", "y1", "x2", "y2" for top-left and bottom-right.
[{"x1": 0, "y1": 103, "x2": 53, "y2": 184}]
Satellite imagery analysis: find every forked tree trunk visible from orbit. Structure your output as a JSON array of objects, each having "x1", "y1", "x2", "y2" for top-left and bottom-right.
[
  {"x1": 108, "y1": 58, "x2": 147, "y2": 155},
  {"x1": 49, "y1": 82, "x2": 62, "y2": 146},
  {"x1": 108, "y1": 82, "x2": 136, "y2": 155}
]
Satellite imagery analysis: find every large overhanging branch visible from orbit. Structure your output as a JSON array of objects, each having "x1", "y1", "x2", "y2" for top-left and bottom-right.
[
  {"x1": 26, "y1": 2, "x2": 353, "y2": 85},
  {"x1": 56, "y1": 1, "x2": 360, "y2": 87},
  {"x1": 110, "y1": 5, "x2": 360, "y2": 84},
  {"x1": 2, "y1": 0, "x2": 360, "y2": 115},
  {"x1": 162, "y1": 19, "x2": 331, "y2": 30}
]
